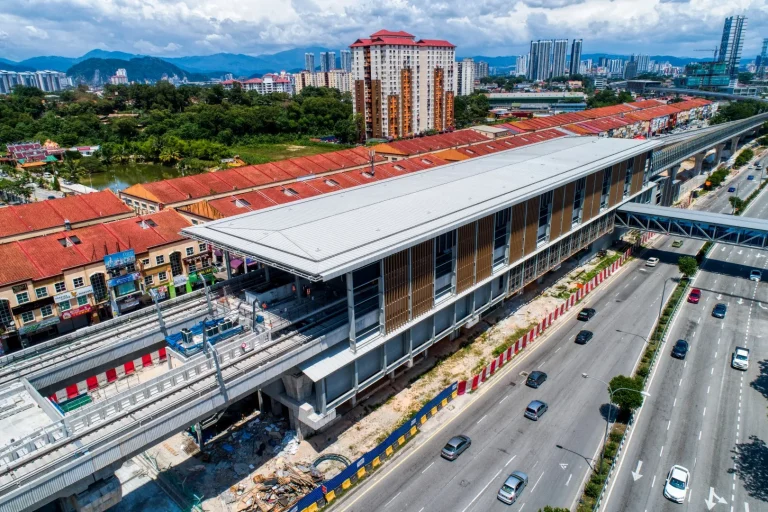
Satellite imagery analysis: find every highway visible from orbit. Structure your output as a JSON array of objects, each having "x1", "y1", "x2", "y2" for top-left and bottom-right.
[
  {"x1": 604, "y1": 159, "x2": 768, "y2": 511},
  {"x1": 328, "y1": 160, "x2": 764, "y2": 512}
]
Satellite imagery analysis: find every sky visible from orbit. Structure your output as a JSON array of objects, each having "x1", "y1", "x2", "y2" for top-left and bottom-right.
[{"x1": 1, "y1": 0, "x2": 767, "y2": 61}]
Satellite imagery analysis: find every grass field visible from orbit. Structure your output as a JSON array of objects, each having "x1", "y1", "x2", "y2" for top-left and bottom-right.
[{"x1": 232, "y1": 142, "x2": 352, "y2": 165}]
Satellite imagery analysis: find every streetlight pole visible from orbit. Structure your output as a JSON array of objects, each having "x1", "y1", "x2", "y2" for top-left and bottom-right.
[{"x1": 582, "y1": 373, "x2": 650, "y2": 466}]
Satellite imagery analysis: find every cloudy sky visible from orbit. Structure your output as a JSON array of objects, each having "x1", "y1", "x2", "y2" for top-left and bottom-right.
[{"x1": 1, "y1": 0, "x2": 767, "y2": 61}]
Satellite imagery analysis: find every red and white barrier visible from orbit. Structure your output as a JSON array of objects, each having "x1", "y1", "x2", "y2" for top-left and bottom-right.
[
  {"x1": 50, "y1": 347, "x2": 167, "y2": 403},
  {"x1": 457, "y1": 247, "x2": 635, "y2": 396}
]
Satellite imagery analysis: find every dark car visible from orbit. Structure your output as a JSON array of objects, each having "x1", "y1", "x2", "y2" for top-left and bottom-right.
[
  {"x1": 712, "y1": 303, "x2": 727, "y2": 319},
  {"x1": 577, "y1": 308, "x2": 596, "y2": 321},
  {"x1": 526, "y1": 371, "x2": 548, "y2": 388},
  {"x1": 748, "y1": 175, "x2": 754, "y2": 181},
  {"x1": 575, "y1": 330, "x2": 594, "y2": 345},
  {"x1": 671, "y1": 339, "x2": 689, "y2": 359},
  {"x1": 441, "y1": 435, "x2": 471, "y2": 461},
  {"x1": 728, "y1": 186, "x2": 736, "y2": 192}
]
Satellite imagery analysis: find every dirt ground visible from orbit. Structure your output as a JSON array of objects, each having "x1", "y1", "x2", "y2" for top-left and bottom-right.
[{"x1": 139, "y1": 245, "x2": 627, "y2": 512}]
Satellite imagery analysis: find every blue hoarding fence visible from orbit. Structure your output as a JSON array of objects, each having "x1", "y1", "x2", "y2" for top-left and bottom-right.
[
  {"x1": 104, "y1": 249, "x2": 136, "y2": 270},
  {"x1": 289, "y1": 381, "x2": 459, "y2": 512},
  {"x1": 107, "y1": 272, "x2": 141, "y2": 288}
]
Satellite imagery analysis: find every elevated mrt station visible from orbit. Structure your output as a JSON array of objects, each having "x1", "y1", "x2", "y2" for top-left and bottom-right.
[{"x1": 184, "y1": 135, "x2": 668, "y2": 435}]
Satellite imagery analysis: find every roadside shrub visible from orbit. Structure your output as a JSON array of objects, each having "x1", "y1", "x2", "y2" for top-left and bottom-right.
[
  {"x1": 585, "y1": 482, "x2": 603, "y2": 499},
  {"x1": 636, "y1": 366, "x2": 650, "y2": 378}
]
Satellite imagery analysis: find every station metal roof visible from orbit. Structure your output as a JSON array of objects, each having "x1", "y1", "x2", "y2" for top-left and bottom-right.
[{"x1": 183, "y1": 136, "x2": 666, "y2": 281}]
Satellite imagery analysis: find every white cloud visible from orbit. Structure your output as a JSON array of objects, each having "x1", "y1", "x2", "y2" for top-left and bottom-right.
[
  {"x1": 25, "y1": 25, "x2": 49, "y2": 39},
  {"x1": 164, "y1": 42, "x2": 182, "y2": 52}
]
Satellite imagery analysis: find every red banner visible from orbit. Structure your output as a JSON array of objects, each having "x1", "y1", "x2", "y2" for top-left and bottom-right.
[{"x1": 60, "y1": 304, "x2": 92, "y2": 321}]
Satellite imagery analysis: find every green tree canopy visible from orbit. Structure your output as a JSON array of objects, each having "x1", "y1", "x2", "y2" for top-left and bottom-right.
[
  {"x1": 678, "y1": 256, "x2": 698, "y2": 278},
  {"x1": 608, "y1": 375, "x2": 645, "y2": 411}
]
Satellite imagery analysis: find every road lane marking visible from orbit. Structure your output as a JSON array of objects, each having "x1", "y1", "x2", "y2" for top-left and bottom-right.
[
  {"x1": 531, "y1": 473, "x2": 545, "y2": 493},
  {"x1": 477, "y1": 414, "x2": 487, "y2": 424},
  {"x1": 504, "y1": 455, "x2": 516, "y2": 467},
  {"x1": 385, "y1": 492, "x2": 401, "y2": 507},
  {"x1": 712, "y1": 367, "x2": 715, "y2": 375},
  {"x1": 652, "y1": 475, "x2": 656, "y2": 488},
  {"x1": 460, "y1": 468, "x2": 502, "y2": 512},
  {"x1": 667, "y1": 420, "x2": 671, "y2": 430},
  {"x1": 499, "y1": 395, "x2": 510, "y2": 404},
  {"x1": 422, "y1": 462, "x2": 434, "y2": 474},
  {"x1": 674, "y1": 398, "x2": 677, "y2": 407},
  {"x1": 566, "y1": 473, "x2": 572, "y2": 486},
  {"x1": 699, "y1": 431, "x2": 702, "y2": 440},
  {"x1": 715, "y1": 351, "x2": 718, "y2": 359},
  {"x1": 708, "y1": 386, "x2": 710, "y2": 394},
  {"x1": 679, "y1": 378, "x2": 683, "y2": 386},
  {"x1": 555, "y1": 347, "x2": 561, "y2": 353},
  {"x1": 704, "y1": 407, "x2": 707, "y2": 417},
  {"x1": 660, "y1": 446, "x2": 664, "y2": 457}
]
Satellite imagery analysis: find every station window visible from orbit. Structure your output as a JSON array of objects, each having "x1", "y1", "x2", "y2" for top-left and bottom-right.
[
  {"x1": 16, "y1": 292, "x2": 29, "y2": 305},
  {"x1": 198, "y1": 243, "x2": 207, "y2": 253},
  {"x1": 624, "y1": 158, "x2": 634, "y2": 198},
  {"x1": 352, "y1": 262, "x2": 381, "y2": 342},
  {"x1": 40, "y1": 305, "x2": 53, "y2": 318},
  {"x1": 144, "y1": 275, "x2": 154, "y2": 286},
  {"x1": 599, "y1": 168, "x2": 612, "y2": 211},
  {"x1": 73, "y1": 277, "x2": 84, "y2": 288},
  {"x1": 158, "y1": 271, "x2": 167, "y2": 282},
  {"x1": 493, "y1": 208, "x2": 511, "y2": 269},
  {"x1": 572, "y1": 178, "x2": 586, "y2": 226},
  {"x1": 186, "y1": 247, "x2": 194, "y2": 256},
  {"x1": 434, "y1": 231, "x2": 456, "y2": 301},
  {"x1": 537, "y1": 191, "x2": 553, "y2": 246}
]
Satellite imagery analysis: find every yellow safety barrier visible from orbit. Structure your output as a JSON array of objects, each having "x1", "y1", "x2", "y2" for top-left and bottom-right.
[
  {"x1": 372, "y1": 456, "x2": 381, "y2": 467},
  {"x1": 409, "y1": 426, "x2": 417, "y2": 436},
  {"x1": 304, "y1": 503, "x2": 318, "y2": 512},
  {"x1": 357, "y1": 467, "x2": 366, "y2": 479},
  {"x1": 451, "y1": 391, "x2": 458, "y2": 399},
  {"x1": 420, "y1": 415, "x2": 427, "y2": 424},
  {"x1": 386, "y1": 446, "x2": 394, "y2": 456},
  {"x1": 398, "y1": 435, "x2": 405, "y2": 445},
  {"x1": 342, "y1": 479, "x2": 351, "y2": 490},
  {"x1": 325, "y1": 490, "x2": 336, "y2": 502},
  {"x1": 441, "y1": 398, "x2": 448, "y2": 407},
  {"x1": 430, "y1": 406, "x2": 437, "y2": 416}
]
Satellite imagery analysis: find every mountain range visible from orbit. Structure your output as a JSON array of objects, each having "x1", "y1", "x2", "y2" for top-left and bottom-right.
[{"x1": 66, "y1": 57, "x2": 212, "y2": 83}]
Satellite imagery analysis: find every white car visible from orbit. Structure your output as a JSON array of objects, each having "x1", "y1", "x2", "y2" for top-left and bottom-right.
[
  {"x1": 749, "y1": 270, "x2": 761, "y2": 282},
  {"x1": 646, "y1": 257, "x2": 659, "y2": 267},
  {"x1": 663, "y1": 465, "x2": 690, "y2": 504},
  {"x1": 732, "y1": 347, "x2": 749, "y2": 370}
]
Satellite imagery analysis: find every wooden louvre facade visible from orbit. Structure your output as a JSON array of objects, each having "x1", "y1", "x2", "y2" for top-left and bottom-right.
[
  {"x1": 475, "y1": 214, "x2": 494, "y2": 282},
  {"x1": 560, "y1": 181, "x2": 576, "y2": 235},
  {"x1": 583, "y1": 169, "x2": 603, "y2": 222},
  {"x1": 383, "y1": 249, "x2": 409, "y2": 333},
  {"x1": 509, "y1": 202, "x2": 527, "y2": 264},
  {"x1": 609, "y1": 160, "x2": 627, "y2": 207},
  {"x1": 548, "y1": 185, "x2": 566, "y2": 241},
  {"x1": 456, "y1": 223, "x2": 477, "y2": 293},
  {"x1": 370, "y1": 79, "x2": 383, "y2": 139},
  {"x1": 410, "y1": 240, "x2": 434, "y2": 318},
  {"x1": 523, "y1": 196, "x2": 540, "y2": 256},
  {"x1": 630, "y1": 153, "x2": 647, "y2": 195}
]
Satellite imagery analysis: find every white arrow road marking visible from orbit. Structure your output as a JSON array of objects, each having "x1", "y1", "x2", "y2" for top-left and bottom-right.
[
  {"x1": 632, "y1": 460, "x2": 643, "y2": 481},
  {"x1": 759, "y1": 302, "x2": 768, "y2": 310},
  {"x1": 738, "y1": 297, "x2": 744, "y2": 305},
  {"x1": 560, "y1": 463, "x2": 568, "y2": 470},
  {"x1": 718, "y1": 294, "x2": 723, "y2": 300},
  {"x1": 705, "y1": 487, "x2": 728, "y2": 510},
  {"x1": 739, "y1": 250, "x2": 743, "y2": 255}
]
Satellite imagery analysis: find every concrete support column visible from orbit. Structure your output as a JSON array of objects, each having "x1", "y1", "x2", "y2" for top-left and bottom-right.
[
  {"x1": 224, "y1": 251, "x2": 233, "y2": 279},
  {"x1": 693, "y1": 152, "x2": 706, "y2": 175},
  {"x1": 346, "y1": 272, "x2": 356, "y2": 352},
  {"x1": 264, "y1": 265, "x2": 271, "y2": 282},
  {"x1": 294, "y1": 275, "x2": 302, "y2": 300},
  {"x1": 257, "y1": 389, "x2": 263, "y2": 412},
  {"x1": 281, "y1": 373, "x2": 313, "y2": 402},
  {"x1": 714, "y1": 143, "x2": 726, "y2": 165},
  {"x1": 730, "y1": 135, "x2": 741, "y2": 156},
  {"x1": 270, "y1": 396, "x2": 283, "y2": 417},
  {"x1": 195, "y1": 422, "x2": 204, "y2": 448},
  {"x1": 319, "y1": 379, "x2": 327, "y2": 415}
]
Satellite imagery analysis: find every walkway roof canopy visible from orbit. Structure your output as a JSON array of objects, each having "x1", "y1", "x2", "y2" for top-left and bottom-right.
[{"x1": 183, "y1": 136, "x2": 665, "y2": 281}]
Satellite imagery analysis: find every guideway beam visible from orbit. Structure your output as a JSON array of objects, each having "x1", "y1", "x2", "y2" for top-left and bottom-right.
[{"x1": 616, "y1": 203, "x2": 768, "y2": 249}]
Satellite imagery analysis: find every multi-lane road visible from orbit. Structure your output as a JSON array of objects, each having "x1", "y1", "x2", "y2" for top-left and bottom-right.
[
  {"x1": 328, "y1": 157, "x2": 767, "y2": 512},
  {"x1": 605, "y1": 159, "x2": 768, "y2": 511}
]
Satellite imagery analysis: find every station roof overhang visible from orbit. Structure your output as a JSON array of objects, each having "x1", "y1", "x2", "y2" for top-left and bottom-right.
[{"x1": 182, "y1": 136, "x2": 672, "y2": 282}]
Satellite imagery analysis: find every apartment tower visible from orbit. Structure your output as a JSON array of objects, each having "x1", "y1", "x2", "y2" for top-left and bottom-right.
[
  {"x1": 569, "y1": 39, "x2": 582, "y2": 76},
  {"x1": 304, "y1": 53, "x2": 315, "y2": 72},
  {"x1": 350, "y1": 30, "x2": 456, "y2": 140},
  {"x1": 552, "y1": 39, "x2": 568, "y2": 78}
]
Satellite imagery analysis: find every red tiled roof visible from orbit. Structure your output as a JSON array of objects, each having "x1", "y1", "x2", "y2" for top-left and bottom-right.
[
  {"x1": 629, "y1": 99, "x2": 666, "y2": 109},
  {"x1": 0, "y1": 243, "x2": 41, "y2": 286},
  {"x1": 371, "y1": 30, "x2": 415, "y2": 38},
  {"x1": 105, "y1": 210, "x2": 191, "y2": 253},
  {"x1": 417, "y1": 39, "x2": 455, "y2": 48},
  {"x1": 139, "y1": 180, "x2": 189, "y2": 204},
  {"x1": 250, "y1": 163, "x2": 295, "y2": 182},
  {"x1": 211, "y1": 168, "x2": 260, "y2": 190},
  {"x1": 18, "y1": 232, "x2": 94, "y2": 280}
]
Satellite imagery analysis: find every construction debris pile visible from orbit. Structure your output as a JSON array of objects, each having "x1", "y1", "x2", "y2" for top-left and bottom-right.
[{"x1": 234, "y1": 463, "x2": 323, "y2": 512}]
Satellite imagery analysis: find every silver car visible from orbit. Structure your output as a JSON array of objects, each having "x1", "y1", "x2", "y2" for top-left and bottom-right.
[
  {"x1": 524, "y1": 400, "x2": 548, "y2": 421},
  {"x1": 441, "y1": 435, "x2": 471, "y2": 461},
  {"x1": 497, "y1": 471, "x2": 529, "y2": 504}
]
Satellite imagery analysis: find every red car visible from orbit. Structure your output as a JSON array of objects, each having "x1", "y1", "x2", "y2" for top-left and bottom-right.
[{"x1": 688, "y1": 288, "x2": 701, "y2": 304}]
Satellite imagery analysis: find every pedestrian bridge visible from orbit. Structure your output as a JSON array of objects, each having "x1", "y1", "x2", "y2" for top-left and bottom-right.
[{"x1": 616, "y1": 203, "x2": 768, "y2": 249}]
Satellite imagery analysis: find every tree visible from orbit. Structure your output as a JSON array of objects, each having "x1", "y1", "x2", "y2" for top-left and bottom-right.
[
  {"x1": 61, "y1": 158, "x2": 84, "y2": 184},
  {"x1": 51, "y1": 175, "x2": 61, "y2": 191},
  {"x1": 608, "y1": 375, "x2": 645, "y2": 411},
  {"x1": 729, "y1": 196, "x2": 745, "y2": 214},
  {"x1": 678, "y1": 256, "x2": 698, "y2": 278},
  {"x1": 454, "y1": 92, "x2": 490, "y2": 128}
]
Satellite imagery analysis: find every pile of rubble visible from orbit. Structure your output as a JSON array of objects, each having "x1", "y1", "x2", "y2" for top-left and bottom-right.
[{"x1": 235, "y1": 463, "x2": 322, "y2": 511}]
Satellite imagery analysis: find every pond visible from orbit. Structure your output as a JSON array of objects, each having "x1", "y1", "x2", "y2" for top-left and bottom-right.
[{"x1": 86, "y1": 163, "x2": 188, "y2": 192}]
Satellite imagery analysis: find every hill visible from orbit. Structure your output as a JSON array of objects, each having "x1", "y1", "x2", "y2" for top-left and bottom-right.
[
  {"x1": 0, "y1": 59, "x2": 36, "y2": 72},
  {"x1": 66, "y1": 57, "x2": 211, "y2": 83},
  {"x1": 164, "y1": 46, "x2": 332, "y2": 75},
  {"x1": 17, "y1": 55, "x2": 78, "y2": 71}
]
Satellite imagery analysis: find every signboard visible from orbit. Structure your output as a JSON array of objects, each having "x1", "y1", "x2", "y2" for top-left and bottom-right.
[
  {"x1": 104, "y1": 249, "x2": 136, "y2": 270},
  {"x1": 173, "y1": 274, "x2": 188, "y2": 287},
  {"x1": 54, "y1": 286, "x2": 93, "y2": 304},
  {"x1": 60, "y1": 304, "x2": 92, "y2": 321},
  {"x1": 18, "y1": 316, "x2": 60, "y2": 335},
  {"x1": 12, "y1": 284, "x2": 28, "y2": 294},
  {"x1": 108, "y1": 272, "x2": 141, "y2": 288},
  {"x1": 195, "y1": 267, "x2": 215, "y2": 276}
]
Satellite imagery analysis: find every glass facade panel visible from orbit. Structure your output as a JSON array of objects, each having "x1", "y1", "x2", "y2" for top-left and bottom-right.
[
  {"x1": 434, "y1": 231, "x2": 455, "y2": 301},
  {"x1": 572, "y1": 177, "x2": 586, "y2": 225},
  {"x1": 353, "y1": 262, "x2": 381, "y2": 341}
]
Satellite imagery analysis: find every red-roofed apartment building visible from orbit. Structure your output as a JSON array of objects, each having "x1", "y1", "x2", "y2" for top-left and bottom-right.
[
  {"x1": 350, "y1": 30, "x2": 456, "y2": 139},
  {"x1": 0, "y1": 210, "x2": 210, "y2": 352}
]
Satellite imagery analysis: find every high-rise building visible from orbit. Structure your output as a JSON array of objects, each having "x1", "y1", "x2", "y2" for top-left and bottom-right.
[
  {"x1": 109, "y1": 68, "x2": 128, "y2": 85},
  {"x1": 536, "y1": 40, "x2": 553, "y2": 80},
  {"x1": 474, "y1": 61, "x2": 489, "y2": 79},
  {"x1": 624, "y1": 60, "x2": 638, "y2": 79},
  {"x1": 718, "y1": 15, "x2": 747, "y2": 80},
  {"x1": 569, "y1": 39, "x2": 583, "y2": 76},
  {"x1": 608, "y1": 59, "x2": 624, "y2": 76},
  {"x1": 350, "y1": 29, "x2": 455, "y2": 139},
  {"x1": 320, "y1": 51, "x2": 336, "y2": 72},
  {"x1": 0, "y1": 70, "x2": 69, "y2": 94},
  {"x1": 552, "y1": 39, "x2": 568, "y2": 78},
  {"x1": 528, "y1": 41, "x2": 540, "y2": 81},
  {"x1": 516, "y1": 54, "x2": 528, "y2": 77},
  {"x1": 598, "y1": 57, "x2": 608, "y2": 68},
  {"x1": 456, "y1": 58, "x2": 475, "y2": 96},
  {"x1": 305, "y1": 53, "x2": 316, "y2": 72},
  {"x1": 757, "y1": 38, "x2": 768, "y2": 78},
  {"x1": 340, "y1": 50, "x2": 352, "y2": 72}
]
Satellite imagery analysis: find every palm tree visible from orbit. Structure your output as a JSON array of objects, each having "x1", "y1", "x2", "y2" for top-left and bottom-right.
[{"x1": 61, "y1": 158, "x2": 84, "y2": 184}]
